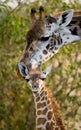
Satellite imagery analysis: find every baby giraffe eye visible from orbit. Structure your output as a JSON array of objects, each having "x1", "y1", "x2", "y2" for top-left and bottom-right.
[
  {"x1": 40, "y1": 74, "x2": 46, "y2": 80},
  {"x1": 40, "y1": 77, "x2": 46, "y2": 81}
]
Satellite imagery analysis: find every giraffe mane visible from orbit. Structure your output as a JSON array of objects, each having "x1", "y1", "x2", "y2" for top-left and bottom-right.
[{"x1": 46, "y1": 87, "x2": 66, "y2": 129}]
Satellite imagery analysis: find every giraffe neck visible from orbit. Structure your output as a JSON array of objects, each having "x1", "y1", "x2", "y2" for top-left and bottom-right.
[
  {"x1": 29, "y1": 26, "x2": 80, "y2": 69},
  {"x1": 33, "y1": 85, "x2": 66, "y2": 130}
]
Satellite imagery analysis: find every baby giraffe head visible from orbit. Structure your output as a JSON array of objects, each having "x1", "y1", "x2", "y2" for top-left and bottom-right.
[{"x1": 18, "y1": 62, "x2": 51, "y2": 93}]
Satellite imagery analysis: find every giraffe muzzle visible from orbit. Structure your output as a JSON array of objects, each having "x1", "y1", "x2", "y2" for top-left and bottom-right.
[{"x1": 33, "y1": 83, "x2": 39, "y2": 89}]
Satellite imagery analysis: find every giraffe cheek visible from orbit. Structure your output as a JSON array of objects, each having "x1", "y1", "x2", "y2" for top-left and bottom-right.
[
  {"x1": 39, "y1": 81, "x2": 44, "y2": 91},
  {"x1": 28, "y1": 81, "x2": 33, "y2": 89}
]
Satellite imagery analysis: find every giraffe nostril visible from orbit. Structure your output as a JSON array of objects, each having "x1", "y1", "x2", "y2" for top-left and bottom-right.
[
  {"x1": 34, "y1": 85, "x2": 37, "y2": 88},
  {"x1": 33, "y1": 83, "x2": 39, "y2": 88}
]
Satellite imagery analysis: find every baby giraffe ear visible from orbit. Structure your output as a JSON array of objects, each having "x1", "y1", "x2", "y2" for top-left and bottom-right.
[
  {"x1": 40, "y1": 65, "x2": 52, "y2": 80},
  {"x1": 43, "y1": 65, "x2": 52, "y2": 76},
  {"x1": 57, "y1": 9, "x2": 74, "y2": 27},
  {"x1": 17, "y1": 62, "x2": 28, "y2": 78}
]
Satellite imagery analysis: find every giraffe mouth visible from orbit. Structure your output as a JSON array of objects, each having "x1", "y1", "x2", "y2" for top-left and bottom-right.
[{"x1": 28, "y1": 82, "x2": 39, "y2": 92}]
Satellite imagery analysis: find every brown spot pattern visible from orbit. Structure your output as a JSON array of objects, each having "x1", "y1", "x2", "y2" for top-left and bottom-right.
[
  {"x1": 47, "y1": 100, "x2": 50, "y2": 104},
  {"x1": 37, "y1": 102, "x2": 46, "y2": 108},
  {"x1": 37, "y1": 118, "x2": 46, "y2": 125},
  {"x1": 46, "y1": 122, "x2": 51, "y2": 130},
  {"x1": 36, "y1": 97, "x2": 40, "y2": 102},
  {"x1": 43, "y1": 50, "x2": 48, "y2": 54},
  {"x1": 48, "y1": 104, "x2": 52, "y2": 109},
  {"x1": 37, "y1": 107, "x2": 48, "y2": 115},
  {"x1": 47, "y1": 111, "x2": 52, "y2": 120}
]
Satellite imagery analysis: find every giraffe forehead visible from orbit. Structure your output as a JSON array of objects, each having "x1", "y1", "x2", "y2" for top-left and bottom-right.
[
  {"x1": 44, "y1": 15, "x2": 57, "y2": 24},
  {"x1": 29, "y1": 71, "x2": 42, "y2": 80},
  {"x1": 36, "y1": 15, "x2": 57, "y2": 25},
  {"x1": 30, "y1": 74, "x2": 40, "y2": 80},
  {"x1": 29, "y1": 70, "x2": 42, "y2": 75},
  {"x1": 30, "y1": 15, "x2": 57, "y2": 33}
]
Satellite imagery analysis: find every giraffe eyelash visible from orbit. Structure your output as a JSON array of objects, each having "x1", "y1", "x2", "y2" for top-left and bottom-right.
[{"x1": 40, "y1": 77, "x2": 46, "y2": 80}]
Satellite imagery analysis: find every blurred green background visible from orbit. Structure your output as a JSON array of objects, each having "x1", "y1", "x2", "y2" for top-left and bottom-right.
[{"x1": 0, "y1": 0, "x2": 81, "y2": 130}]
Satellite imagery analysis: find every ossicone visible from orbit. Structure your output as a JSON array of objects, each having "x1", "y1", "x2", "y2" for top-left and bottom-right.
[
  {"x1": 30, "y1": 7, "x2": 37, "y2": 23},
  {"x1": 31, "y1": 7, "x2": 37, "y2": 14},
  {"x1": 39, "y1": 6, "x2": 44, "y2": 19}
]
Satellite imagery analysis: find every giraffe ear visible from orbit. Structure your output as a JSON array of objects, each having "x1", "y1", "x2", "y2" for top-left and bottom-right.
[
  {"x1": 17, "y1": 62, "x2": 28, "y2": 78},
  {"x1": 57, "y1": 9, "x2": 74, "y2": 27},
  {"x1": 43, "y1": 65, "x2": 52, "y2": 76},
  {"x1": 40, "y1": 66, "x2": 52, "y2": 80}
]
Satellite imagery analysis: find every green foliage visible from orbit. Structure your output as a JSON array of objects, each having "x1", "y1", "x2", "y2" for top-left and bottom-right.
[{"x1": 0, "y1": 0, "x2": 81, "y2": 130}]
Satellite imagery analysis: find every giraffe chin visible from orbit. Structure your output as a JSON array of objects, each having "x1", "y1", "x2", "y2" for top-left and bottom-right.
[{"x1": 28, "y1": 79, "x2": 44, "y2": 93}]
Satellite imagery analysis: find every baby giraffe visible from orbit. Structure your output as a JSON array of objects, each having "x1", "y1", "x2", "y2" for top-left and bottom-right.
[{"x1": 18, "y1": 63, "x2": 66, "y2": 130}]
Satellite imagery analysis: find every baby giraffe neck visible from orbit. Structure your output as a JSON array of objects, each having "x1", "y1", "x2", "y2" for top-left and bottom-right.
[{"x1": 33, "y1": 85, "x2": 66, "y2": 130}]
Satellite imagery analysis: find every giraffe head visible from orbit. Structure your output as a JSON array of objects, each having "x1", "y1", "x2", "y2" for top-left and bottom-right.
[
  {"x1": 27, "y1": 6, "x2": 74, "y2": 42},
  {"x1": 17, "y1": 8, "x2": 81, "y2": 77},
  {"x1": 18, "y1": 7, "x2": 81, "y2": 78},
  {"x1": 23, "y1": 7, "x2": 74, "y2": 54},
  {"x1": 18, "y1": 62, "x2": 51, "y2": 93}
]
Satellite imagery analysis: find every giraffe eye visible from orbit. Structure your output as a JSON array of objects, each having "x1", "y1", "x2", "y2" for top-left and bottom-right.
[
  {"x1": 40, "y1": 36, "x2": 50, "y2": 41},
  {"x1": 40, "y1": 74, "x2": 46, "y2": 80}
]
